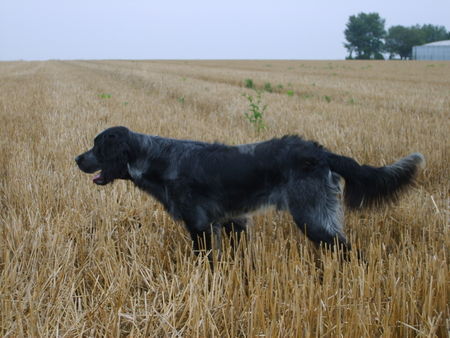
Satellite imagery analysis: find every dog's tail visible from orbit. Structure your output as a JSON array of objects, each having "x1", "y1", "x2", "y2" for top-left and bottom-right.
[{"x1": 326, "y1": 151, "x2": 425, "y2": 209}]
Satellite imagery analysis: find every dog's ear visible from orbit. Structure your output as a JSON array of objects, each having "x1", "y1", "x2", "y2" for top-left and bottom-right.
[
  {"x1": 98, "y1": 132, "x2": 133, "y2": 182},
  {"x1": 96, "y1": 127, "x2": 132, "y2": 162},
  {"x1": 117, "y1": 141, "x2": 134, "y2": 163}
]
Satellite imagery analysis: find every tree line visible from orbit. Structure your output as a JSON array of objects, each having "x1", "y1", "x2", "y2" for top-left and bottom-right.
[{"x1": 344, "y1": 12, "x2": 450, "y2": 60}]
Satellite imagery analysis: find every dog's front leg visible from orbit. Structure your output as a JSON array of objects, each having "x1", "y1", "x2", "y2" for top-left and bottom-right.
[
  {"x1": 187, "y1": 224, "x2": 222, "y2": 269},
  {"x1": 221, "y1": 217, "x2": 249, "y2": 250}
]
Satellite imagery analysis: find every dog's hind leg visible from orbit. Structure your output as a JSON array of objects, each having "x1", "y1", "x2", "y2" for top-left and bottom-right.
[{"x1": 288, "y1": 171, "x2": 350, "y2": 252}]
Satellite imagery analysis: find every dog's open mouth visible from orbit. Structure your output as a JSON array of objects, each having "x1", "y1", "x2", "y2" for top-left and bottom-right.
[{"x1": 93, "y1": 171, "x2": 107, "y2": 185}]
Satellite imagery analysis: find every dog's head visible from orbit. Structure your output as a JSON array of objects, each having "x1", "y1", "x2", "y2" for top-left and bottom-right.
[{"x1": 75, "y1": 126, "x2": 133, "y2": 185}]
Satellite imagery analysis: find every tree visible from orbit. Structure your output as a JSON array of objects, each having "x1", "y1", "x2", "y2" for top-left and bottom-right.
[
  {"x1": 385, "y1": 25, "x2": 423, "y2": 59},
  {"x1": 385, "y1": 24, "x2": 450, "y2": 59},
  {"x1": 344, "y1": 12, "x2": 386, "y2": 59},
  {"x1": 420, "y1": 24, "x2": 449, "y2": 43}
]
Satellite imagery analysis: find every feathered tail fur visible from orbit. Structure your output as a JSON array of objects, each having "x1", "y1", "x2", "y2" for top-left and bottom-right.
[{"x1": 326, "y1": 152, "x2": 425, "y2": 209}]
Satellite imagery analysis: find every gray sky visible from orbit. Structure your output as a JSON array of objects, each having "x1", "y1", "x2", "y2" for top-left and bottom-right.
[{"x1": 1, "y1": 0, "x2": 449, "y2": 60}]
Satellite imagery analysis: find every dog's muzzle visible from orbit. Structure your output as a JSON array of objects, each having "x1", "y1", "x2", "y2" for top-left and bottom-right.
[
  {"x1": 75, "y1": 151, "x2": 109, "y2": 185},
  {"x1": 75, "y1": 151, "x2": 99, "y2": 173}
]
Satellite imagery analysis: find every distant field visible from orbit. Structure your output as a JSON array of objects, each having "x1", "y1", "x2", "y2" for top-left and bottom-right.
[{"x1": 0, "y1": 60, "x2": 448, "y2": 336}]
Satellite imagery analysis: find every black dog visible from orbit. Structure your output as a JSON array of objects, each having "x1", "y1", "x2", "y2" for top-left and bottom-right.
[{"x1": 76, "y1": 126, "x2": 424, "y2": 256}]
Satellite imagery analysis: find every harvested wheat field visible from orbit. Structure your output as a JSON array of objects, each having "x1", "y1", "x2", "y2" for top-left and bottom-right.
[{"x1": 0, "y1": 60, "x2": 449, "y2": 336}]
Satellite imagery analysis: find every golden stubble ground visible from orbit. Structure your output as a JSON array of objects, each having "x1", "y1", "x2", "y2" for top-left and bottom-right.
[{"x1": 0, "y1": 60, "x2": 448, "y2": 337}]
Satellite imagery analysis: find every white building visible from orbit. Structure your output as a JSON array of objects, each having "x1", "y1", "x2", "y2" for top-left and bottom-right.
[{"x1": 412, "y1": 40, "x2": 450, "y2": 60}]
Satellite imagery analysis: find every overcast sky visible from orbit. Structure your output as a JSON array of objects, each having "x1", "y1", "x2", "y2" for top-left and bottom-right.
[{"x1": 1, "y1": 0, "x2": 449, "y2": 61}]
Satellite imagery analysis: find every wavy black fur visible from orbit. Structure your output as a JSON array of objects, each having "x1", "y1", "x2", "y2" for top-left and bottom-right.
[{"x1": 75, "y1": 126, "x2": 425, "y2": 259}]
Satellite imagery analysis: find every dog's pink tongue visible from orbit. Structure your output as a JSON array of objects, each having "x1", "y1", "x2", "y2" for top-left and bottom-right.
[{"x1": 93, "y1": 173, "x2": 103, "y2": 184}]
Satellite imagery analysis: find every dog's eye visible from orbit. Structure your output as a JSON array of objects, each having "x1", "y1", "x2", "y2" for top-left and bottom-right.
[{"x1": 108, "y1": 134, "x2": 116, "y2": 139}]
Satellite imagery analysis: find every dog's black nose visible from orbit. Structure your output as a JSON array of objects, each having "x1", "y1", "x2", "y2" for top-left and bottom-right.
[{"x1": 75, "y1": 155, "x2": 83, "y2": 165}]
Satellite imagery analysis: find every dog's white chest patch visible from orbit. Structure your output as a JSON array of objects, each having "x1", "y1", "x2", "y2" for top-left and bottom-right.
[{"x1": 127, "y1": 163, "x2": 144, "y2": 180}]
